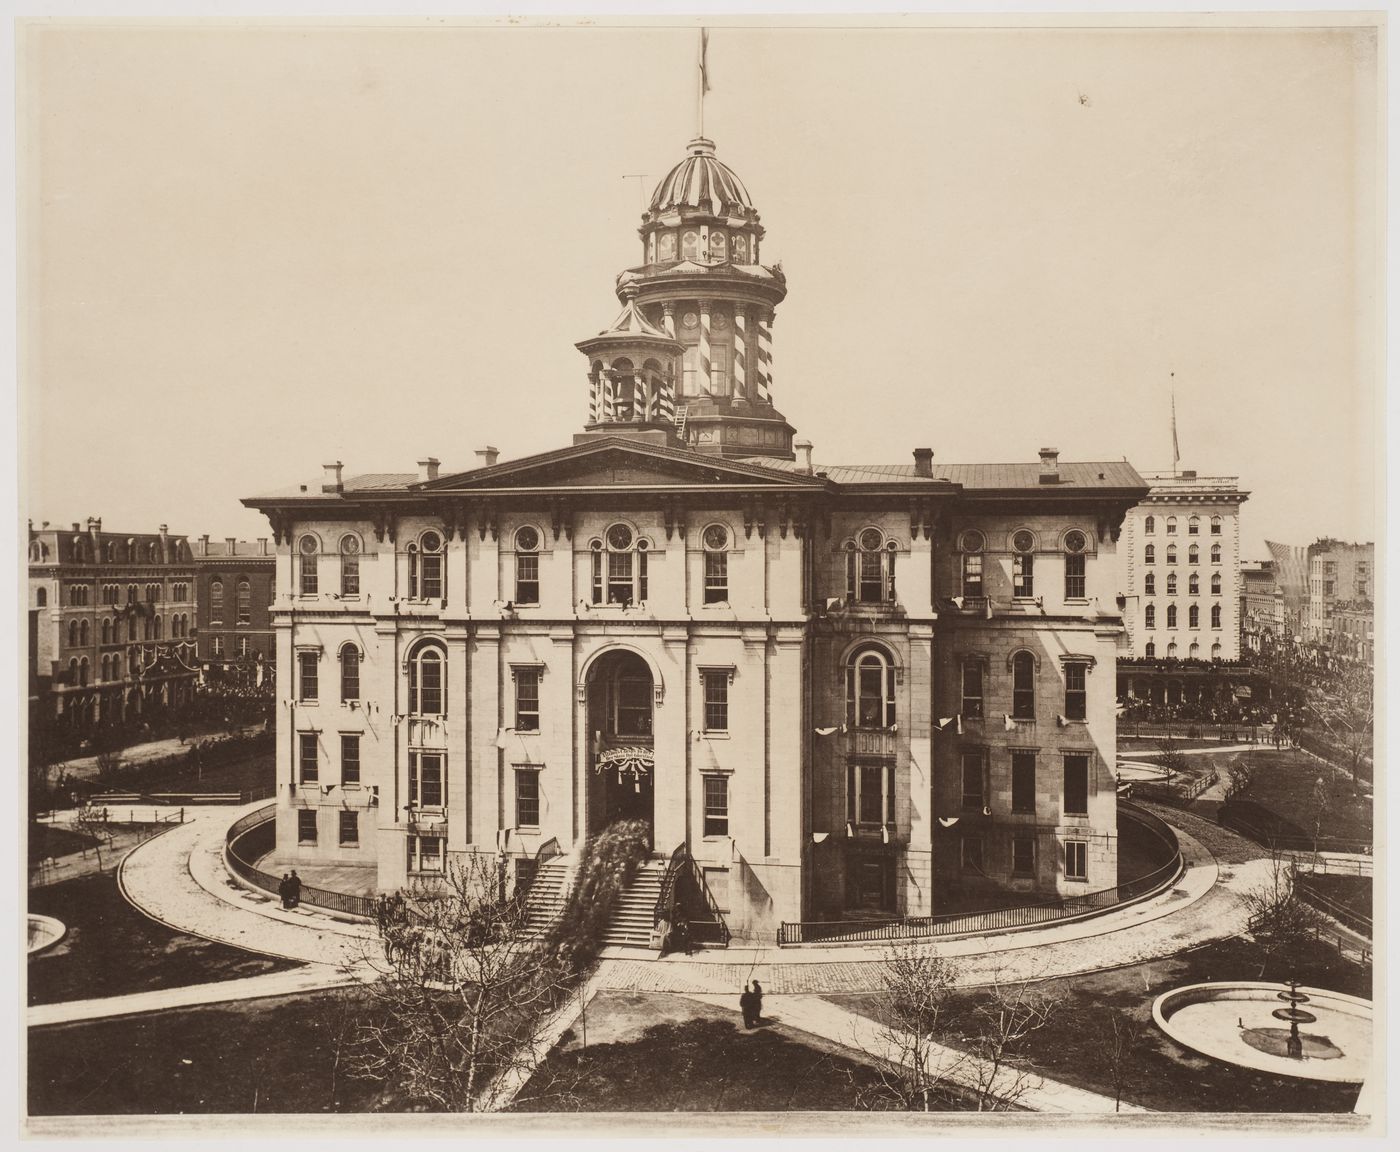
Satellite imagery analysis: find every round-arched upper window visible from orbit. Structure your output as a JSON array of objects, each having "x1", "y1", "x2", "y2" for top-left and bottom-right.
[
  {"x1": 420, "y1": 531, "x2": 442, "y2": 553},
  {"x1": 959, "y1": 530, "x2": 985, "y2": 553},
  {"x1": 1013, "y1": 530, "x2": 1036, "y2": 553},
  {"x1": 340, "y1": 534, "x2": 360, "y2": 555},
  {"x1": 1064, "y1": 530, "x2": 1087, "y2": 553},
  {"x1": 516, "y1": 526, "x2": 540, "y2": 552},
  {"x1": 299, "y1": 535, "x2": 318, "y2": 555},
  {"x1": 703, "y1": 524, "x2": 728, "y2": 551},
  {"x1": 858, "y1": 527, "x2": 883, "y2": 551},
  {"x1": 607, "y1": 523, "x2": 634, "y2": 551}
]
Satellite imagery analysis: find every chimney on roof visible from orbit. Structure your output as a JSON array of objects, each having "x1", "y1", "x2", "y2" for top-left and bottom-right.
[
  {"x1": 913, "y1": 447, "x2": 934, "y2": 478},
  {"x1": 226, "y1": 538, "x2": 237, "y2": 555},
  {"x1": 1038, "y1": 447, "x2": 1060, "y2": 485},
  {"x1": 794, "y1": 438, "x2": 813, "y2": 475},
  {"x1": 258, "y1": 538, "x2": 268, "y2": 556},
  {"x1": 71, "y1": 522, "x2": 80, "y2": 533},
  {"x1": 198, "y1": 534, "x2": 209, "y2": 557},
  {"x1": 475, "y1": 446, "x2": 499, "y2": 468},
  {"x1": 87, "y1": 518, "x2": 101, "y2": 552},
  {"x1": 323, "y1": 461, "x2": 344, "y2": 493},
  {"x1": 1181, "y1": 469, "x2": 1197, "y2": 480},
  {"x1": 418, "y1": 457, "x2": 441, "y2": 483}
]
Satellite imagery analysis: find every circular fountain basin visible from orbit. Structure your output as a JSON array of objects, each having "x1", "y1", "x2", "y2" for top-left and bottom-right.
[
  {"x1": 1153, "y1": 982, "x2": 1371, "y2": 1083},
  {"x1": 27, "y1": 914, "x2": 67, "y2": 955},
  {"x1": 1116, "y1": 761, "x2": 1172, "y2": 782}
]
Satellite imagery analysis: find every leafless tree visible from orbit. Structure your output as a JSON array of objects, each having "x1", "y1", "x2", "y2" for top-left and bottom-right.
[
  {"x1": 1155, "y1": 738, "x2": 1190, "y2": 786},
  {"x1": 958, "y1": 970, "x2": 1060, "y2": 1111},
  {"x1": 1099, "y1": 1009, "x2": 1134, "y2": 1112},
  {"x1": 1242, "y1": 851, "x2": 1318, "y2": 980},
  {"x1": 1222, "y1": 760, "x2": 1253, "y2": 804},
  {"x1": 343, "y1": 851, "x2": 580, "y2": 1112},
  {"x1": 1315, "y1": 662, "x2": 1373, "y2": 786}
]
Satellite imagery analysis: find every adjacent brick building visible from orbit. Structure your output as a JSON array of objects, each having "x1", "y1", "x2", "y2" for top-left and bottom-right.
[{"x1": 191, "y1": 536, "x2": 276, "y2": 685}]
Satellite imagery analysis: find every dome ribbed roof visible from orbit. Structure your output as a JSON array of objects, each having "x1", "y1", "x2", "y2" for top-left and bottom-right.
[{"x1": 648, "y1": 137, "x2": 753, "y2": 215}]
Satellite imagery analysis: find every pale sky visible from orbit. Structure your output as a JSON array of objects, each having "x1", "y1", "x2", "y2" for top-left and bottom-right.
[{"x1": 19, "y1": 17, "x2": 1381, "y2": 558}]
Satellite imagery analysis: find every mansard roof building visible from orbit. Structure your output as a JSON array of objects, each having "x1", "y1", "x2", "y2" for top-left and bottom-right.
[{"x1": 245, "y1": 134, "x2": 1147, "y2": 941}]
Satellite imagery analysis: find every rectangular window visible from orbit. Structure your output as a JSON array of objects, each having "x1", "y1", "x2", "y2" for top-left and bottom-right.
[
  {"x1": 1011, "y1": 752, "x2": 1036, "y2": 813},
  {"x1": 961, "y1": 836, "x2": 984, "y2": 873},
  {"x1": 1064, "y1": 553, "x2": 1086, "y2": 599},
  {"x1": 339, "y1": 811, "x2": 358, "y2": 845},
  {"x1": 710, "y1": 347, "x2": 729, "y2": 395},
  {"x1": 614, "y1": 675, "x2": 652, "y2": 737},
  {"x1": 1064, "y1": 663, "x2": 1087, "y2": 721},
  {"x1": 210, "y1": 583, "x2": 223, "y2": 624},
  {"x1": 301, "y1": 553, "x2": 318, "y2": 596},
  {"x1": 408, "y1": 834, "x2": 444, "y2": 873},
  {"x1": 1012, "y1": 836, "x2": 1035, "y2": 877},
  {"x1": 1013, "y1": 553, "x2": 1034, "y2": 598},
  {"x1": 341, "y1": 733, "x2": 360, "y2": 785},
  {"x1": 702, "y1": 671, "x2": 729, "y2": 732},
  {"x1": 410, "y1": 751, "x2": 445, "y2": 808},
  {"x1": 858, "y1": 550, "x2": 884, "y2": 603},
  {"x1": 420, "y1": 553, "x2": 443, "y2": 601},
  {"x1": 298, "y1": 651, "x2": 319, "y2": 702},
  {"x1": 960, "y1": 751, "x2": 984, "y2": 811},
  {"x1": 960, "y1": 660, "x2": 984, "y2": 718},
  {"x1": 703, "y1": 774, "x2": 729, "y2": 837},
  {"x1": 1065, "y1": 839, "x2": 1088, "y2": 881},
  {"x1": 961, "y1": 553, "x2": 983, "y2": 598},
  {"x1": 237, "y1": 636, "x2": 251, "y2": 658},
  {"x1": 607, "y1": 550, "x2": 633, "y2": 605},
  {"x1": 297, "y1": 809, "x2": 318, "y2": 844},
  {"x1": 703, "y1": 551, "x2": 728, "y2": 604},
  {"x1": 299, "y1": 732, "x2": 318, "y2": 783},
  {"x1": 848, "y1": 762, "x2": 893, "y2": 828},
  {"x1": 515, "y1": 769, "x2": 540, "y2": 828},
  {"x1": 590, "y1": 550, "x2": 603, "y2": 604},
  {"x1": 237, "y1": 583, "x2": 251, "y2": 624},
  {"x1": 211, "y1": 635, "x2": 224, "y2": 657},
  {"x1": 515, "y1": 552, "x2": 539, "y2": 605},
  {"x1": 515, "y1": 669, "x2": 541, "y2": 732},
  {"x1": 1063, "y1": 754, "x2": 1090, "y2": 816},
  {"x1": 341, "y1": 555, "x2": 359, "y2": 597}
]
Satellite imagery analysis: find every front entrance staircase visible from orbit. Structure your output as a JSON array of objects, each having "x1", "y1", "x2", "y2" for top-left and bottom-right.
[{"x1": 520, "y1": 855, "x2": 669, "y2": 949}]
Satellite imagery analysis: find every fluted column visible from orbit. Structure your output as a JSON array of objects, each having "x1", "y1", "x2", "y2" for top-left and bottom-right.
[
  {"x1": 756, "y1": 310, "x2": 774, "y2": 404},
  {"x1": 698, "y1": 298, "x2": 713, "y2": 395}
]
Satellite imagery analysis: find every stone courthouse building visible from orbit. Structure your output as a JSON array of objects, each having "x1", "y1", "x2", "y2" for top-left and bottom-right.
[{"x1": 245, "y1": 134, "x2": 1146, "y2": 941}]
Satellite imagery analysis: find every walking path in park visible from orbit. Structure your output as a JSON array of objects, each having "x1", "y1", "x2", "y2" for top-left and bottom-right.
[{"x1": 46, "y1": 723, "x2": 268, "y2": 781}]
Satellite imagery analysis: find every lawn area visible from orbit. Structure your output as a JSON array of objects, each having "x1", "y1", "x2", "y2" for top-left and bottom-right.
[
  {"x1": 824, "y1": 934, "x2": 1369, "y2": 1113},
  {"x1": 1225, "y1": 750, "x2": 1372, "y2": 843},
  {"x1": 27, "y1": 871, "x2": 299, "y2": 1006},
  {"x1": 29, "y1": 990, "x2": 392, "y2": 1115},
  {"x1": 513, "y1": 990, "x2": 958, "y2": 1112},
  {"x1": 28, "y1": 823, "x2": 99, "y2": 865}
]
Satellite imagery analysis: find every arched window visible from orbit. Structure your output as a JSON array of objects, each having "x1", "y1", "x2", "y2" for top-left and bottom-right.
[
  {"x1": 1166, "y1": 573, "x2": 1177, "y2": 595},
  {"x1": 959, "y1": 530, "x2": 985, "y2": 599},
  {"x1": 112, "y1": 654, "x2": 121, "y2": 679},
  {"x1": 1144, "y1": 603, "x2": 1156, "y2": 628},
  {"x1": 154, "y1": 615, "x2": 163, "y2": 640},
  {"x1": 1011, "y1": 650, "x2": 1036, "y2": 719},
  {"x1": 1211, "y1": 573, "x2": 1221, "y2": 595},
  {"x1": 590, "y1": 523, "x2": 648, "y2": 606},
  {"x1": 1167, "y1": 604, "x2": 1178, "y2": 629},
  {"x1": 1144, "y1": 544, "x2": 1156, "y2": 564},
  {"x1": 656, "y1": 231, "x2": 676, "y2": 262},
  {"x1": 1188, "y1": 544, "x2": 1199, "y2": 565},
  {"x1": 408, "y1": 643, "x2": 445, "y2": 716},
  {"x1": 79, "y1": 620, "x2": 90, "y2": 646},
  {"x1": 1166, "y1": 517, "x2": 1177, "y2": 535},
  {"x1": 341, "y1": 645, "x2": 360, "y2": 703},
  {"x1": 1188, "y1": 604, "x2": 1200, "y2": 629},
  {"x1": 105, "y1": 542, "x2": 116, "y2": 562},
  {"x1": 702, "y1": 523, "x2": 729, "y2": 605},
  {"x1": 1144, "y1": 515, "x2": 1155, "y2": 534},
  {"x1": 127, "y1": 616, "x2": 136, "y2": 641},
  {"x1": 1189, "y1": 642, "x2": 1200, "y2": 659},
  {"x1": 299, "y1": 535, "x2": 319, "y2": 595},
  {"x1": 681, "y1": 230, "x2": 699, "y2": 259},
  {"x1": 408, "y1": 531, "x2": 444, "y2": 600},
  {"x1": 708, "y1": 230, "x2": 726, "y2": 261},
  {"x1": 101, "y1": 655, "x2": 111, "y2": 681},
  {"x1": 1011, "y1": 530, "x2": 1036, "y2": 598},
  {"x1": 1210, "y1": 515, "x2": 1222, "y2": 535},
  {"x1": 1211, "y1": 604, "x2": 1222, "y2": 629},
  {"x1": 1166, "y1": 545, "x2": 1177, "y2": 565},
  {"x1": 731, "y1": 234, "x2": 748, "y2": 262},
  {"x1": 237, "y1": 579, "x2": 251, "y2": 623},
  {"x1": 67, "y1": 658, "x2": 77, "y2": 685},
  {"x1": 1188, "y1": 573, "x2": 1199, "y2": 595},
  {"x1": 1211, "y1": 544, "x2": 1221, "y2": 564},
  {"x1": 127, "y1": 584, "x2": 137, "y2": 604},
  {"x1": 514, "y1": 526, "x2": 540, "y2": 605},
  {"x1": 36, "y1": 587, "x2": 46, "y2": 607},
  {"x1": 1211, "y1": 642, "x2": 1222, "y2": 659},
  {"x1": 210, "y1": 580, "x2": 224, "y2": 623},
  {"x1": 101, "y1": 618, "x2": 111, "y2": 645},
  {"x1": 1167, "y1": 641, "x2": 1178, "y2": 658},
  {"x1": 846, "y1": 646, "x2": 896, "y2": 729},
  {"x1": 846, "y1": 527, "x2": 897, "y2": 603},
  {"x1": 78, "y1": 657, "x2": 89, "y2": 687},
  {"x1": 1063, "y1": 530, "x2": 1087, "y2": 599},
  {"x1": 340, "y1": 535, "x2": 361, "y2": 597},
  {"x1": 1145, "y1": 641, "x2": 1156, "y2": 658},
  {"x1": 1144, "y1": 573, "x2": 1156, "y2": 595},
  {"x1": 1188, "y1": 516, "x2": 1200, "y2": 535}
]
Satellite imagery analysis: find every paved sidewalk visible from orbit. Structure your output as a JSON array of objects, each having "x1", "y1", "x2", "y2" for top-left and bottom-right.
[
  {"x1": 118, "y1": 803, "x2": 373, "y2": 967},
  {"x1": 28, "y1": 963, "x2": 363, "y2": 1028},
  {"x1": 675, "y1": 992, "x2": 1148, "y2": 1114}
]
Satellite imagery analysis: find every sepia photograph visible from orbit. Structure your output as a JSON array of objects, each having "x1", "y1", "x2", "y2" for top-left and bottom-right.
[{"x1": 15, "y1": 6, "x2": 1384, "y2": 1142}]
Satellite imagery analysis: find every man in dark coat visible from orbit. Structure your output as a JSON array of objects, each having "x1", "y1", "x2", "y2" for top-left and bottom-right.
[
  {"x1": 288, "y1": 869, "x2": 302, "y2": 909},
  {"x1": 739, "y1": 983, "x2": 756, "y2": 1029},
  {"x1": 278, "y1": 872, "x2": 293, "y2": 910},
  {"x1": 751, "y1": 979, "x2": 764, "y2": 1025}
]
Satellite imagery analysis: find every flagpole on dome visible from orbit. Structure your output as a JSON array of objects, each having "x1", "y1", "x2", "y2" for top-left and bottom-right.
[
  {"x1": 1170, "y1": 372, "x2": 1181, "y2": 477},
  {"x1": 697, "y1": 26, "x2": 711, "y2": 140}
]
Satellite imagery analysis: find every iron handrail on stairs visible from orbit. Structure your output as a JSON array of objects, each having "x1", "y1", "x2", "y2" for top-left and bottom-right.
[{"x1": 653, "y1": 843, "x2": 730, "y2": 949}]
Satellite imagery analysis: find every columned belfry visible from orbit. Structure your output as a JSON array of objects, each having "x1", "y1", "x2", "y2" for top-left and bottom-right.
[{"x1": 576, "y1": 135, "x2": 796, "y2": 460}]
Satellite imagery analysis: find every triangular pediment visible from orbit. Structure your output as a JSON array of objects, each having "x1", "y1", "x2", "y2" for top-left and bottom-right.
[{"x1": 422, "y1": 437, "x2": 824, "y2": 493}]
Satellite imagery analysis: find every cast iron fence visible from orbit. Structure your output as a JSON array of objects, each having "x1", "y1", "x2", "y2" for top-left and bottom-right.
[{"x1": 224, "y1": 803, "x2": 375, "y2": 919}]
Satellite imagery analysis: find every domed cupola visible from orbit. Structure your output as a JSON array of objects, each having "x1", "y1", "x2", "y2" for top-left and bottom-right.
[{"x1": 648, "y1": 136, "x2": 754, "y2": 217}]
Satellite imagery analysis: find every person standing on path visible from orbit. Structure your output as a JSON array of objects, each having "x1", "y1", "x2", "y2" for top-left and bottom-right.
[
  {"x1": 288, "y1": 870, "x2": 302, "y2": 910},
  {"x1": 278, "y1": 872, "x2": 292, "y2": 909},
  {"x1": 739, "y1": 983, "x2": 756, "y2": 1029},
  {"x1": 751, "y1": 979, "x2": 764, "y2": 1025}
]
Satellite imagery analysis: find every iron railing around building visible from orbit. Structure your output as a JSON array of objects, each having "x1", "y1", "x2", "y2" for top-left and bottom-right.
[
  {"x1": 776, "y1": 801, "x2": 1182, "y2": 946},
  {"x1": 224, "y1": 803, "x2": 375, "y2": 920}
]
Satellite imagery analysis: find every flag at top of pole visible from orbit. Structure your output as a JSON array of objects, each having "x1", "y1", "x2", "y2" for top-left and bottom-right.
[
  {"x1": 1170, "y1": 373, "x2": 1181, "y2": 475},
  {"x1": 697, "y1": 27, "x2": 711, "y2": 137}
]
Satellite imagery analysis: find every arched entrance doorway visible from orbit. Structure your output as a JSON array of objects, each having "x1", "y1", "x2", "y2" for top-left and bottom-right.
[{"x1": 585, "y1": 650, "x2": 655, "y2": 844}]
